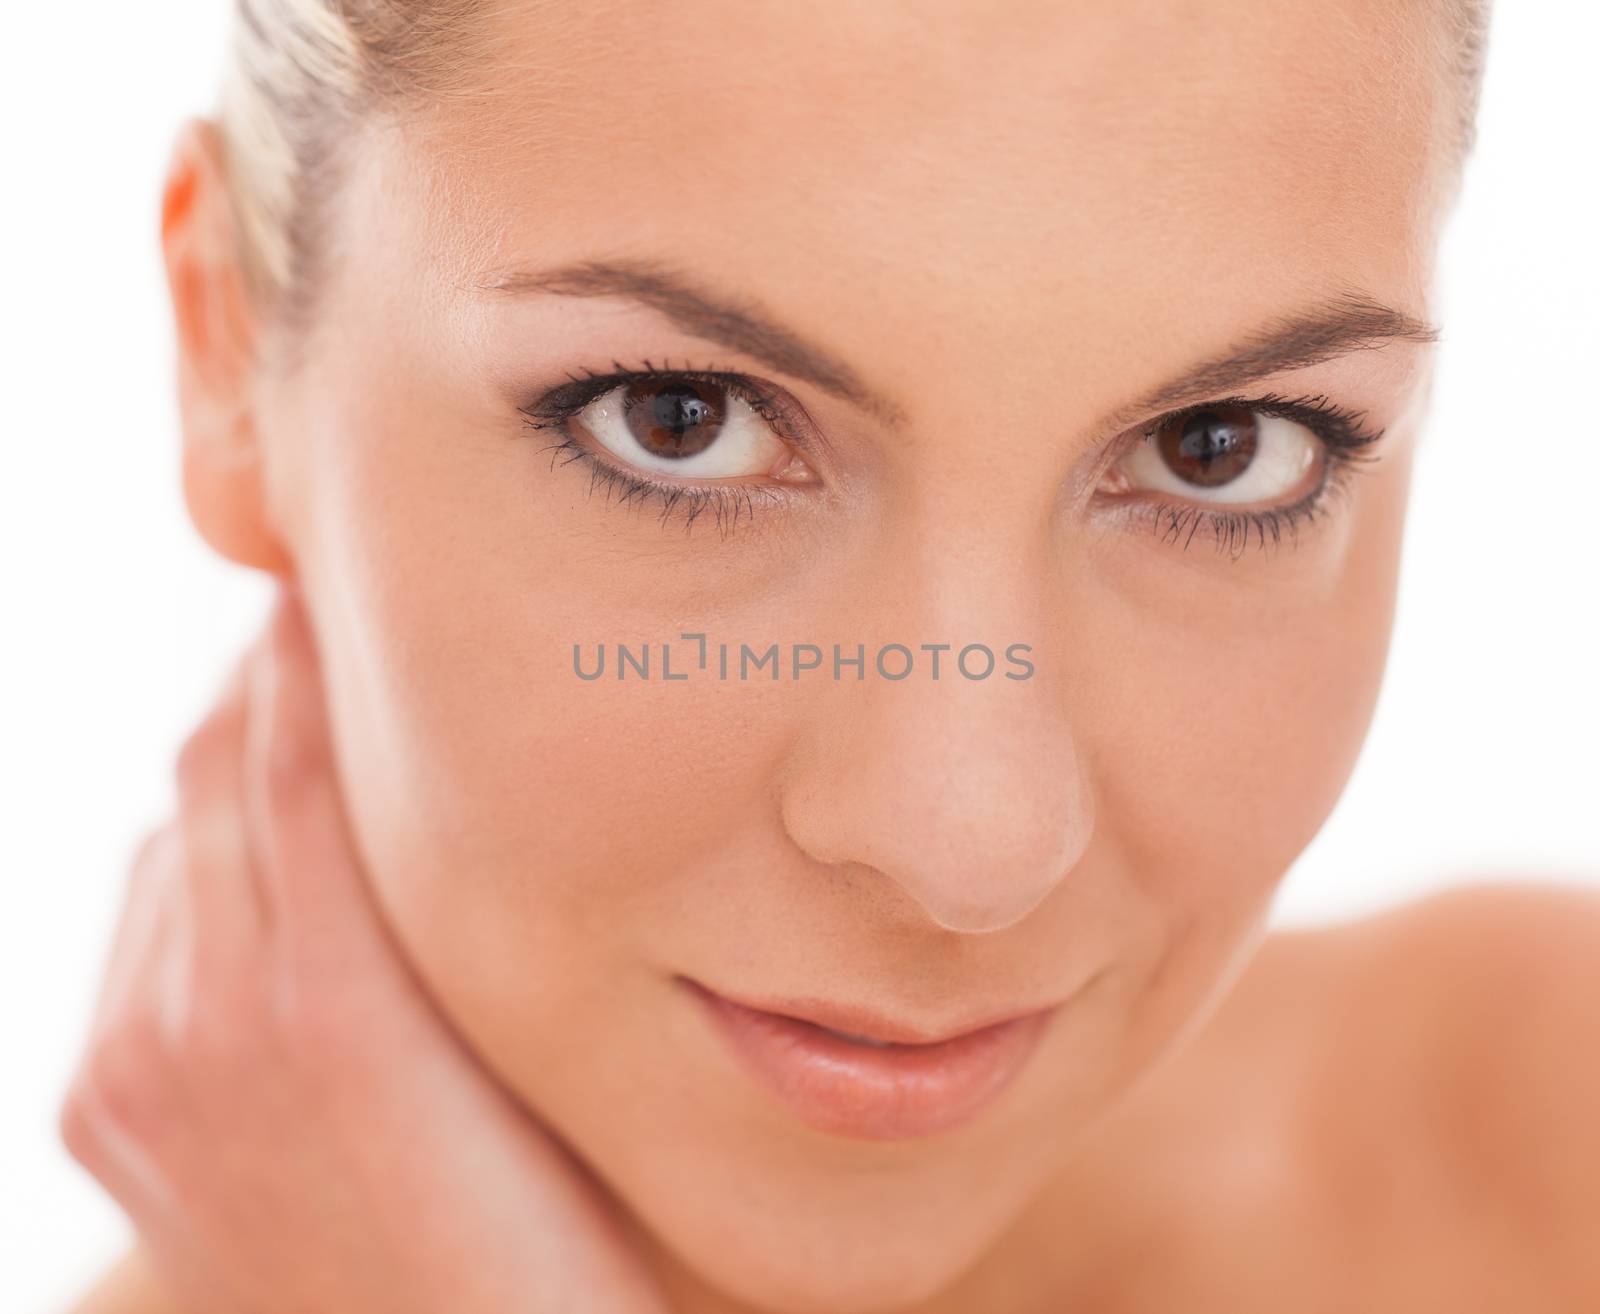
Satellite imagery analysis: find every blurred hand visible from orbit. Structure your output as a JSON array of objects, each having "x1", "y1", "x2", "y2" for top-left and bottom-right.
[{"x1": 59, "y1": 581, "x2": 669, "y2": 1314}]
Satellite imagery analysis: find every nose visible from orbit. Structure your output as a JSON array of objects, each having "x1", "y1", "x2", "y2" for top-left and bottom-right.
[{"x1": 777, "y1": 616, "x2": 1093, "y2": 937}]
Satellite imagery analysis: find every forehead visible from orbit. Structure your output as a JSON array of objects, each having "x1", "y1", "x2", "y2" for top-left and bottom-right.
[{"x1": 365, "y1": 0, "x2": 1451, "y2": 401}]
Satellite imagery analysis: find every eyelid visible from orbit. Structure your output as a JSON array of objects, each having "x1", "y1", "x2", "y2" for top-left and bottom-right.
[
  {"x1": 1097, "y1": 388, "x2": 1387, "y2": 516},
  {"x1": 517, "y1": 361, "x2": 826, "y2": 538},
  {"x1": 1131, "y1": 391, "x2": 1387, "y2": 452},
  {"x1": 1097, "y1": 389, "x2": 1389, "y2": 556},
  {"x1": 519, "y1": 360, "x2": 823, "y2": 465}
]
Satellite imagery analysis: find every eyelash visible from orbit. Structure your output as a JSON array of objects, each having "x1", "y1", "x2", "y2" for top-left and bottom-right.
[
  {"x1": 518, "y1": 363, "x2": 1388, "y2": 554},
  {"x1": 519, "y1": 360, "x2": 802, "y2": 538},
  {"x1": 1126, "y1": 392, "x2": 1386, "y2": 558}
]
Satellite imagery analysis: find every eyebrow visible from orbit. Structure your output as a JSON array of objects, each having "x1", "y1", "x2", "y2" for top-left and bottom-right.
[
  {"x1": 479, "y1": 257, "x2": 909, "y2": 429},
  {"x1": 1099, "y1": 287, "x2": 1440, "y2": 432},
  {"x1": 477, "y1": 258, "x2": 1439, "y2": 433}
]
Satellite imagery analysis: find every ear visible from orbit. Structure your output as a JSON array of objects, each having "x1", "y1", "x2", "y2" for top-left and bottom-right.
[{"x1": 162, "y1": 117, "x2": 294, "y2": 578}]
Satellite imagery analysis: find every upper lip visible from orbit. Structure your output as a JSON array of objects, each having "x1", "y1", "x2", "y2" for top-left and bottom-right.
[{"x1": 682, "y1": 976, "x2": 1060, "y2": 1046}]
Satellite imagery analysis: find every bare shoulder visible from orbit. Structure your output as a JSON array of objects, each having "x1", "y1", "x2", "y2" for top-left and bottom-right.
[
  {"x1": 1313, "y1": 879, "x2": 1600, "y2": 1029},
  {"x1": 1304, "y1": 880, "x2": 1600, "y2": 1291},
  {"x1": 1327, "y1": 880, "x2": 1600, "y2": 1114}
]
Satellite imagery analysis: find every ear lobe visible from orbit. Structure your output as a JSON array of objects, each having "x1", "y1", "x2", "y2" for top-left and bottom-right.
[{"x1": 162, "y1": 116, "x2": 293, "y2": 578}]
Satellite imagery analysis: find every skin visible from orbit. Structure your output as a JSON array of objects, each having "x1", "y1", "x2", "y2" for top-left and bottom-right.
[{"x1": 61, "y1": 0, "x2": 1600, "y2": 1309}]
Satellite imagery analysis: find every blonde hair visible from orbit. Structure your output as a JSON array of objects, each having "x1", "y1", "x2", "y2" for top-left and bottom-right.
[
  {"x1": 1448, "y1": 0, "x2": 1494, "y2": 164},
  {"x1": 216, "y1": 0, "x2": 484, "y2": 328}
]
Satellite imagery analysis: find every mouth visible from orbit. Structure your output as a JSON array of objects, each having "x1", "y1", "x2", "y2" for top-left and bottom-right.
[
  {"x1": 677, "y1": 976, "x2": 1061, "y2": 1141},
  {"x1": 813, "y1": 1024, "x2": 898, "y2": 1047}
]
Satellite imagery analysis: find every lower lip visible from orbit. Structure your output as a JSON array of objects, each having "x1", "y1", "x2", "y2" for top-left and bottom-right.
[{"x1": 680, "y1": 977, "x2": 1056, "y2": 1141}]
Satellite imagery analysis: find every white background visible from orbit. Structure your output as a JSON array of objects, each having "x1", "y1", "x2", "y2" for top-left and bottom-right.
[{"x1": 3, "y1": 3, "x2": 1596, "y2": 1309}]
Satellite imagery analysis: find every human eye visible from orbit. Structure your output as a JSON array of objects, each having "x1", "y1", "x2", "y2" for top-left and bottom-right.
[
  {"x1": 1100, "y1": 392, "x2": 1388, "y2": 557},
  {"x1": 518, "y1": 361, "x2": 820, "y2": 537}
]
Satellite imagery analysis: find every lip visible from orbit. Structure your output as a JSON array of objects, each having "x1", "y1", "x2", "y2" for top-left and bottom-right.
[{"x1": 678, "y1": 976, "x2": 1060, "y2": 1140}]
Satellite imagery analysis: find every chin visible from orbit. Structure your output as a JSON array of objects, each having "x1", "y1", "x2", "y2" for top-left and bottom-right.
[
  {"x1": 641, "y1": 1209, "x2": 1006, "y2": 1314},
  {"x1": 589, "y1": 1098, "x2": 1063, "y2": 1314}
]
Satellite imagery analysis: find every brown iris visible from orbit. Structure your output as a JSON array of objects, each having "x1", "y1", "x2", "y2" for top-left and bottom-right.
[
  {"x1": 1154, "y1": 404, "x2": 1259, "y2": 488},
  {"x1": 621, "y1": 378, "x2": 727, "y2": 460}
]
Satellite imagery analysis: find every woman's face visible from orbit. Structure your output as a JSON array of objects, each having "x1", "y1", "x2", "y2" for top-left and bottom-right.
[{"x1": 248, "y1": 0, "x2": 1457, "y2": 1306}]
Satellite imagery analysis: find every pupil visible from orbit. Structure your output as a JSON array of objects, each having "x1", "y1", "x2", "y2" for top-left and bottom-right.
[
  {"x1": 624, "y1": 379, "x2": 726, "y2": 460},
  {"x1": 1158, "y1": 405, "x2": 1258, "y2": 487}
]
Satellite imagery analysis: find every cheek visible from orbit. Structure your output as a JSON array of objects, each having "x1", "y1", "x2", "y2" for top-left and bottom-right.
[
  {"x1": 1073, "y1": 447, "x2": 1413, "y2": 989},
  {"x1": 289, "y1": 379, "x2": 808, "y2": 1076}
]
